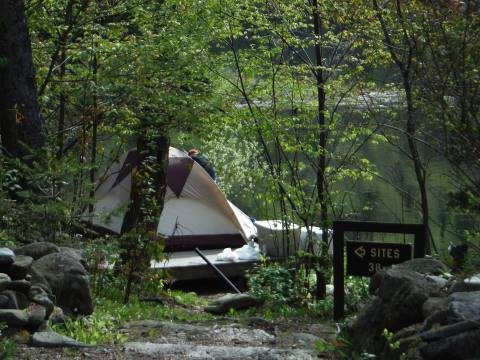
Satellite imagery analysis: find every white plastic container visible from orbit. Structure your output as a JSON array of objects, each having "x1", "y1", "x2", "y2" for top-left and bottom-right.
[{"x1": 254, "y1": 220, "x2": 301, "y2": 258}]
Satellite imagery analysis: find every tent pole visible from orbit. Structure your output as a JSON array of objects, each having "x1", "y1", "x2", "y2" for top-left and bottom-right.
[{"x1": 194, "y1": 247, "x2": 242, "y2": 294}]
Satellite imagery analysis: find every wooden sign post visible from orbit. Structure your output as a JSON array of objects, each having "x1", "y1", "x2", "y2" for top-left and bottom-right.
[{"x1": 333, "y1": 221, "x2": 426, "y2": 320}]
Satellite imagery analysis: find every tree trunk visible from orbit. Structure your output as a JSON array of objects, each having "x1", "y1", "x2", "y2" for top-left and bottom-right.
[
  {"x1": 403, "y1": 75, "x2": 431, "y2": 254},
  {"x1": 312, "y1": 0, "x2": 328, "y2": 299},
  {"x1": 121, "y1": 123, "x2": 170, "y2": 304},
  {"x1": 372, "y1": 0, "x2": 432, "y2": 255},
  {"x1": 0, "y1": 0, "x2": 43, "y2": 158}
]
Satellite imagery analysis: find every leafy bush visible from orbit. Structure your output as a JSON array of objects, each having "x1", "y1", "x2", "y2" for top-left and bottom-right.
[
  {"x1": 344, "y1": 276, "x2": 370, "y2": 312},
  {"x1": 0, "y1": 153, "x2": 89, "y2": 247},
  {"x1": 247, "y1": 260, "x2": 308, "y2": 305}
]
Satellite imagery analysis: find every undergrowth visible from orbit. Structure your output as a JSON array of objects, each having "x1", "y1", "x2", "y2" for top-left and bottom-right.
[
  {"x1": 0, "y1": 323, "x2": 16, "y2": 360},
  {"x1": 51, "y1": 291, "x2": 212, "y2": 345}
]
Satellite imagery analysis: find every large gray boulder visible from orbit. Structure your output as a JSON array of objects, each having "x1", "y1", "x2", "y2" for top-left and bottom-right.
[
  {"x1": 0, "y1": 309, "x2": 29, "y2": 327},
  {"x1": 6, "y1": 279, "x2": 31, "y2": 294},
  {"x1": 0, "y1": 289, "x2": 29, "y2": 309},
  {"x1": 448, "y1": 274, "x2": 480, "y2": 294},
  {"x1": 392, "y1": 258, "x2": 449, "y2": 276},
  {"x1": 0, "y1": 248, "x2": 15, "y2": 265},
  {"x1": 0, "y1": 294, "x2": 9, "y2": 307},
  {"x1": 5, "y1": 255, "x2": 34, "y2": 279},
  {"x1": 386, "y1": 318, "x2": 480, "y2": 360},
  {"x1": 28, "y1": 285, "x2": 54, "y2": 318},
  {"x1": 15, "y1": 242, "x2": 59, "y2": 260},
  {"x1": 0, "y1": 273, "x2": 11, "y2": 291},
  {"x1": 349, "y1": 266, "x2": 445, "y2": 354},
  {"x1": 422, "y1": 291, "x2": 480, "y2": 331},
  {"x1": 59, "y1": 247, "x2": 87, "y2": 268},
  {"x1": 30, "y1": 253, "x2": 93, "y2": 315},
  {"x1": 418, "y1": 328, "x2": 480, "y2": 360}
]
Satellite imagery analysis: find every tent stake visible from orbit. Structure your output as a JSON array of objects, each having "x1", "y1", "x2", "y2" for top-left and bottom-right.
[{"x1": 194, "y1": 247, "x2": 242, "y2": 294}]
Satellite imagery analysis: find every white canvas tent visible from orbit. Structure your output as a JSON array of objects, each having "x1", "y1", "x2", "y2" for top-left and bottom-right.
[{"x1": 85, "y1": 147, "x2": 257, "y2": 251}]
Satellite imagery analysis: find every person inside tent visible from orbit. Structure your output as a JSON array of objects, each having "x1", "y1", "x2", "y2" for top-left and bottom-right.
[{"x1": 188, "y1": 148, "x2": 216, "y2": 181}]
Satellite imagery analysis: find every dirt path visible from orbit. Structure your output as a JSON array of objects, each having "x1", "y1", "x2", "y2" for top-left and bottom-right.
[
  {"x1": 16, "y1": 289, "x2": 336, "y2": 359},
  {"x1": 17, "y1": 316, "x2": 334, "y2": 359}
]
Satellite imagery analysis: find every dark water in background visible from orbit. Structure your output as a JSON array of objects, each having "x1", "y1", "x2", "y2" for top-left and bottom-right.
[{"x1": 341, "y1": 135, "x2": 473, "y2": 254}]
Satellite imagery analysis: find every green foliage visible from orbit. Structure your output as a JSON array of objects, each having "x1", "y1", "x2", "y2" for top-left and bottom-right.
[
  {"x1": 93, "y1": 295, "x2": 211, "y2": 323},
  {"x1": 0, "y1": 323, "x2": 16, "y2": 360},
  {"x1": 169, "y1": 290, "x2": 209, "y2": 308},
  {"x1": 316, "y1": 324, "x2": 377, "y2": 360},
  {"x1": 247, "y1": 261, "x2": 309, "y2": 306},
  {"x1": 5, "y1": 0, "x2": 477, "y2": 329},
  {"x1": 383, "y1": 328, "x2": 400, "y2": 351},
  {"x1": 344, "y1": 277, "x2": 370, "y2": 313},
  {"x1": 0, "y1": 153, "x2": 87, "y2": 247},
  {"x1": 51, "y1": 312, "x2": 126, "y2": 345},
  {"x1": 52, "y1": 291, "x2": 211, "y2": 345}
]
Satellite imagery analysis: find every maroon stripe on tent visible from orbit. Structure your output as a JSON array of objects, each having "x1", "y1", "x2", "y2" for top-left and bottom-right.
[
  {"x1": 167, "y1": 157, "x2": 194, "y2": 197},
  {"x1": 164, "y1": 234, "x2": 246, "y2": 252},
  {"x1": 111, "y1": 149, "x2": 138, "y2": 190},
  {"x1": 111, "y1": 150, "x2": 194, "y2": 197}
]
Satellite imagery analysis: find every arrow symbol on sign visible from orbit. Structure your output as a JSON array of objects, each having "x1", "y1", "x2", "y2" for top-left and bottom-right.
[{"x1": 355, "y1": 246, "x2": 366, "y2": 259}]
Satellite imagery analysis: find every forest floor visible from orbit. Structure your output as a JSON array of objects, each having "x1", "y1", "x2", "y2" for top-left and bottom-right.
[{"x1": 16, "y1": 289, "x2": 336, "y2": 360}]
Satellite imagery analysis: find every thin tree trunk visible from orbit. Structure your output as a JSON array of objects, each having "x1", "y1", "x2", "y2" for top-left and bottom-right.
[
  {"x1": 56, "y1": 0, "x2": 76, "y2": 159},
  {"x1": 372, "y1": 0, "x2": 432, "y2": 254},
  {"x1": 312, "y1": 0, "x2": 328, "y2": 299},
  {"x1": 403, "y1": 76, "x2": 431, "y2": 254},
  {"x1": 57, "y1": 45, "x2": 67, "y2": 159},
  {"x1": 88, "y1": 55, "x2": 99, "y2": 216},
  {"x1": 121, "y1": 123, "x2": 170, "y2": 304}
]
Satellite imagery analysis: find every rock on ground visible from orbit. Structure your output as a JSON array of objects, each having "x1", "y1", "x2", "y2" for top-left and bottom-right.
[
  {"x1": 392, "y1": 258, "x2": 449, "y2": 275},
  {"x1": 16, "y1": 317, "x2": 335, "y2": 360},
  {"x1": 5, "y1": 255, "x2": 34, "y2": 280},
  {"x1": 123, "y1": 342, "x2": 315, "y2": 360},
  {"x1": 418, "y1": 328, "x2": 480, "y2": 360},
  {"x1": 15, "y1": 242, "x2": 59, "y2": 260},
  {"x1": 204, "y1": 293, "x2": 262, "y2": 314},
  {"x1": 30, "y1": 252, "x2": 93, "y2": 315},
  {"x1": 0, "y1": 309, "x2": 29, "y2": 327},
  {"x1": 349, "y1": 266, "x2": 445, "y2": 354},
  {"x1": 119, "y1": 321, "x2": 275, "y2": 346},
  {"x1": 59, "y1": 247, "x2": 87, "y2": 268},
  {"x1": 0, "y1": 248, "x2": 15, "y2": 265},
  {"x1": 30, "y1": 331, "x2": 92, "y2": 348},
  {"x1": 0, "y1": 273, "x2": 12, "y2": 291},
  {"x1": 448, "y1": 274, "x2": 480, "y2": 294}
]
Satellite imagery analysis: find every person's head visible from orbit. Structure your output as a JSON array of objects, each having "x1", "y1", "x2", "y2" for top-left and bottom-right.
[{"x1": 188, "y1": 148, "x2": 199, "y2": 156}]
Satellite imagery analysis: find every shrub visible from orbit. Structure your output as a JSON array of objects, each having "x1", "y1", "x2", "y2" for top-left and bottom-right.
[{"x1": 247, "y1": 260, "x2": 308, "y2": 305}]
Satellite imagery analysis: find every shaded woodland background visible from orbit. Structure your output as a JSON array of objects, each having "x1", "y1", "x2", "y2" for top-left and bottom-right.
[{"x1": 1, "y1": 0, "x2": 479, "y2": 297}]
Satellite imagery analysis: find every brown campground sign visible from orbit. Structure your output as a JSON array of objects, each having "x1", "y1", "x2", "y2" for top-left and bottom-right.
[
  {"x1": 333, "y1": 221, "x2": 426, "y2": 320},
  {"x1": 346, "y1": 241, "x2": 412, "y2": 276}
]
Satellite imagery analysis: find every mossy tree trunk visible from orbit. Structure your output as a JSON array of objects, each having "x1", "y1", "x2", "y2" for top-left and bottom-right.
[{"x1": 0, "y1": 0, "x2": 43, "y2": 158}]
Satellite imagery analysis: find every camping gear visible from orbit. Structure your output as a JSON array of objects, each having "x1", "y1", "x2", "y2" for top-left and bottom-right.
[
  {"x1": 194, "y1": 247, "x2": 241, "y2": 294},
  {"x1": 85, "y1": 147, "x2": 257, "y2": 251},
  {"x1": 254, "y1": 220, "x2": 301, "y2": 258},
  {"x1": 215, "y1": 241, "x2": 261, "y2": 262}
]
